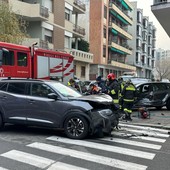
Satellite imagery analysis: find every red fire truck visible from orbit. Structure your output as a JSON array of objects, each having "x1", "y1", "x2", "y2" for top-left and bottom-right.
[{"x1": 0, "y1": 41, "x2": 74, "y2": 84}]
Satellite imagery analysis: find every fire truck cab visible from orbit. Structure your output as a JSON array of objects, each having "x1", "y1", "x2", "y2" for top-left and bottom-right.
[{"x1": 0, "y1": 42, "x2": 74, "y2": 84}]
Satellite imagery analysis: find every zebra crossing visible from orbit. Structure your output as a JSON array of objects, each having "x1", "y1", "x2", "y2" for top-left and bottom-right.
[{"x1": 0, "y1": 123, "x2": 169, "y2": 170}]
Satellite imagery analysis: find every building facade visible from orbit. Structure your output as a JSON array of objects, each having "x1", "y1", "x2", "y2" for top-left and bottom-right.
[
  {"x1": 8, "y1": 0, "x2": 93, "y2": 81},
  {"x1": 128, "y1": 2, "x2": 156, "y2": 78},
  {"x1": 89, "y1": 0, "x2": 136, "y2": 80}
]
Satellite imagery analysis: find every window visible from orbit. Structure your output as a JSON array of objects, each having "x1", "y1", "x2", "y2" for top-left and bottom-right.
[
  {"x1": 64, "y1": 36, "x2": 71, "y2": 48},
  {"x1": 2, "y1": 50, "x2": 14, "y2": 66},
  {"x1": 65, "y1": 8, "x2": 71, "y2": 21},
  {"x1": 137, "y1": 25, "x2": 142, "y2": 37},
  {"x1": 17, "y1": 52, "x2": 27, "y2": 67},
  {"x1": 45, "y1": 29, "x2": 53, "y2": 43},
  {"x1": 103, "y1": 28, "x2": 106, "y2": 38},
  {"x1": 137, "y1": 11, "x2": 142, "y2": 23},
  {"x1": 136, "y1": 39, "x2": 141, "y2": 48},
  {"x1": 81, "y1": 66, "x2": 85, "y2": 77},
  {"x1": 103, "y1": 46, "x2": 106, "y2": 58},
  {"x1": 0, "y1": 82, "x2": 8, "y2": 91},
  {"x1": 31, "y1": 83, "x2": 54, "y2": 98},
  {"x1": 7, "y1": 83, "x2": 26, "y2": 95},
  {"x1": 104, "y1": 6, "x2": 107, "y2": 19}
]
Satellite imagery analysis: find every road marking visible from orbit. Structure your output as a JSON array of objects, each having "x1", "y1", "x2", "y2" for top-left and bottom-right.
[
  {"x1": 101, "y1": 137, "x2": 162, "y2": 150},
  {"x1": 0, "y1": 168, "x2": 8, "y2": 170},
  {"x1": 47, "y1": 162, "x2": 89, "y2": 170},
  {"x1": 119, "y1": 123, "x2": 169, "y2": 134},
  {"x1": 1, "y1": 150, "x2": 55, "y2": 169},
  {"x1": 111, "y1": 131, "x2": 166, "y2": 143},
  {"x1": 28, "y1": 142, "x2": 147, "y2": 170},
  {"x1": 47, "y1": 136, "x2": 155, "y2": 160},
  {"x1": 117, "y1": 128, "x2": 169, "y2": 138}
]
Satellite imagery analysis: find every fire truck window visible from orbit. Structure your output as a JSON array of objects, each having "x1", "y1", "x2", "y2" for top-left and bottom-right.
[
  {"x1": 17, "y1": 52, "x2": 27, "y2": 67},
  {"x1": 2, "y1": 50, "x2": 14, "y2": 66},
  {"x1": 7, "y1": 83, "x2": 26, "y2": 95}
]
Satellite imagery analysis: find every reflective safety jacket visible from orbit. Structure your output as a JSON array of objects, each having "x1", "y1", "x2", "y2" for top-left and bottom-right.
[{"x1": 121, "y1": 83, "x2": 137, "y2": 102}]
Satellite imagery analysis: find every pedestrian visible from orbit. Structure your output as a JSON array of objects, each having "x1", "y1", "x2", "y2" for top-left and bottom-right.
[
  {"x1": 67, "y1": 78, "x2": 75, "y2": 87},
  {"x1": 121, "y1": 79, "x2": 137, "y2": 121},
  {"x1": 106, "y1": 73, "x2": 119, "y2": 107},
  {"x1": 96, "y1": 76, "x2": 108, "y2": 93}
]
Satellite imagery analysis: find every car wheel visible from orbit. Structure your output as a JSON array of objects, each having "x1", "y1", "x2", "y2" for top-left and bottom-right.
[
  {"x1": 166, "y1": 99, "x2": 170, "y2": 110},
  {"x1": 156, "y1": 106, "x2": 162, "y2": 110},
  {"x1": 64, "y1": 115, "x2": 89, "y2": 139}
]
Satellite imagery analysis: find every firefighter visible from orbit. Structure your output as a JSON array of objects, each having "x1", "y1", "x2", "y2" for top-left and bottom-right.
[
  {"x1": 107, "y1": 73, "x2": 119, "y2": 107},
  {"x1": 89, "y1": 82, "x2": 101, "y2": 94},
  {"x1": 67, "y1": 78, "x2": 75, "y2": 87},
  {"x1": 121, "y1": 79, "x2": 137, "y2": 121},
  {"x1": 96, "y1": 76, "x2": 108, "y2": 93},
  {"x1": 118, "y1": 77, "x2": 126, "y2": 111}
]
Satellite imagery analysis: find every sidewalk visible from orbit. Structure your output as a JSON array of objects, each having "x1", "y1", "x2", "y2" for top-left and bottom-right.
[{"x1": 126, "y1": 108, "x2": 170, "y2": 130}]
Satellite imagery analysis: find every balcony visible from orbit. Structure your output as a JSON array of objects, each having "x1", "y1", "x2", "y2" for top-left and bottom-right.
[
  {"x1": 109, "y1": 60, "x2": 136, "y2": 71},
  {"x1": 109, "y1": 22, "x2": 132, "y2": 40},
  {"x1": 65, "y1": 0, "x2": 86, "y2": 14},
  {"x1": 73, "y1": 24, "x2": 85, "y2": 36},
  {"x1": 108, "y1": 41, "x2": 132, "y2": 55},
  {"x1": 9, "y1": 0, "x2": 53, "y2": 22},
  {"x1": 151, "y1": 0, "x2": 170, "y2": 36},
  {"x1": 65, "y1": 49, "x2": 93, "y2": 63},
  {"x1": 109, "y1": 3, "x2": 133, "y2": 25},
  {"x1": 22, "y1": 38, "x2": 54, "y2": 50}
]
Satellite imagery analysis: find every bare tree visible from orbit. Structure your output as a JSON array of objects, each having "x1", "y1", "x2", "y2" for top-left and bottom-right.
[
  {"x1": 155, "y1": 58, "x2": 170, "y2": 81},
  {"x1": 0, "y1": 1, "x2": 28, "y2": 44}
]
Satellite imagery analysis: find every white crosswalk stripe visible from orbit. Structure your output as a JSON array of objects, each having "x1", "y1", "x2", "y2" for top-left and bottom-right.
[
  {"x1": 0, "y1": 167, "x2": 9, "y2": 170},
  {"x1": 47, "y1": 162, "x2": 90, "y2": 170},
  {"x1": 1, "y1": 150, "x2": 55, "y2": 169},
  {"x1": 100, "y1": 137, "x2": 162, "y2": 150},
  {"x1": 0, "y1": 124, "x2": 169, "y2": 170},
  {"x1": 47, "y1": 136, "x2": 155, "y2": 159},
  {"x1": 28, "y1": 142, "x2": 147, "y2": 170}
]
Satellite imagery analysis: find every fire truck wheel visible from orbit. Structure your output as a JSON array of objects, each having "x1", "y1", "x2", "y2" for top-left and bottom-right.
[{"x1": 64, "y1": 115, "x2": 89, "y2": 139}]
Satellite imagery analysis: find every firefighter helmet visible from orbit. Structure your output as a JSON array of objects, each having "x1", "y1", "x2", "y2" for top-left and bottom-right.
[{"x1": 107, "y1": 73, "x2": 116, "y2": 80}]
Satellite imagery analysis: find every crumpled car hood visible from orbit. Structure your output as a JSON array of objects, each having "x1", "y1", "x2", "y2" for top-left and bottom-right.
[{"x1": 70, "y1": 94, "x2": 113, "y2": 104}]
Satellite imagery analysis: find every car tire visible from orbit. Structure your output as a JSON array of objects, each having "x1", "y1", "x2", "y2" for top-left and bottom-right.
[
  {"x1": 156, "y1": 106, "x2": 162, "y2": 110},
  {"x1": 64, "y1": 115, "x2": 89, "y2": 139},
  {"x1": 166, "y1": 99, "x2": 170, "y2": 110}
]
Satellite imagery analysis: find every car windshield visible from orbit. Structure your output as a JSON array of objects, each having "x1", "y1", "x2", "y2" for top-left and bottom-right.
[{"x1": 47, "y1": 82, "x2": 82, "y2": 97}]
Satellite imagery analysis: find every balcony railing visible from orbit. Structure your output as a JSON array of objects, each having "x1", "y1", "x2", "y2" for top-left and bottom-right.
[
  {"x1": 40, "y1": 6, "x2": 49, "y2": 18},
  {"x1": 73, "y1": 24, "x2": 85, "y2": 36},
  {"x1": 73, "y1": 0, "x2": 86, "y2": 11}
]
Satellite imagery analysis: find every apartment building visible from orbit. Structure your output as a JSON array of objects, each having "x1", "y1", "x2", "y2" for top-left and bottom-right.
[
  {"x1": 89, "y1": 0, "x2": 136, "y2": 80},
  {"x1": 8, "y1": 0, "x2": 93, "y2": 81},
  {"x1": 128, "y1": 2, "x2": 156, "y2": 78},
  {"x1": 156, "y1": 48, "x2": 170, "y2": 60},
  {"x1": 151, "y1": 0, "x2": 170, "y2": 37}
]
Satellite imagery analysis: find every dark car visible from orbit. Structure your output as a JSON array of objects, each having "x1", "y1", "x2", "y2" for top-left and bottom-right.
[
  {"x1": 135, "y1": 82, "x2": 170, "y2": 110},
  {"x1": 0, "y1": 79, "x2": 119, "y2": 139}
]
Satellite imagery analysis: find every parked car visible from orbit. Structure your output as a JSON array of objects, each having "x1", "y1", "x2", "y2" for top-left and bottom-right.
[
  {"x1": 134, "y1": 82, "x2": 170, "y2": 110},
  {"x1": 0, "y1": 79, "x2": 119, "y2": 139}
]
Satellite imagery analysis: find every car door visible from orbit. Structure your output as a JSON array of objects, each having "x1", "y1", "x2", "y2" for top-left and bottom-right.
[
  {"x1": 25, "y1": 82, "x2": 63, "y2": 127},
  {"x1": 0, "y1": 82, "x2": 27, "y2": 124},
  {"x1": 135, "y1": 83, "x2": 153, "y2": 106},
  {"x1": 152, "y1": 83, "x2": 168, "y2": 105}
]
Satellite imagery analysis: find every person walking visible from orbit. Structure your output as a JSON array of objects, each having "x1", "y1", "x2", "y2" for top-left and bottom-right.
[{"x1": 121, "y1": 79, "x2": 137, "y2": 121}]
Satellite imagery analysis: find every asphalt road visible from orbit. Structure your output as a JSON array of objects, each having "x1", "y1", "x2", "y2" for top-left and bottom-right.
[{"x1": 0, "y1": 114, "x2": 169, "y2": 170}]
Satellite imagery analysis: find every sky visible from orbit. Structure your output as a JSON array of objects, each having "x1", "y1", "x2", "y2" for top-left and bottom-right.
[{"x1": 129, "y1": 0, "x2": 170, "y2": 50}]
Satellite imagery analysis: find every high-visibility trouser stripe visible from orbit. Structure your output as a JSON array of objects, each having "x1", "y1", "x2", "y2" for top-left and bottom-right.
[
  {"x1": 123, "y1": 99, "x2": 134, "y2": 102},
  {"x1": 113, "y1": 99, "x2": 119, "y2": 103},
  {"x1": 124, "y1": 108, "x2": 132, "y2": 113}
]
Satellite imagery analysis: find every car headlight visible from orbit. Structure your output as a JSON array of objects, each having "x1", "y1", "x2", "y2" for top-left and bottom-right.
[{"x1": 98, "y1": 109, "x2": 113, "y2": 116}]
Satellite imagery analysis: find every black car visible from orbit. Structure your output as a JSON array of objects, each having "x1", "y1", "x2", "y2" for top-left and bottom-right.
[
  {"x1": 135, "y1": 82, "x2": 170, "y2": 110},
  {"x1": 0, "y1": 79, "x2": 119, "y2": 139}
]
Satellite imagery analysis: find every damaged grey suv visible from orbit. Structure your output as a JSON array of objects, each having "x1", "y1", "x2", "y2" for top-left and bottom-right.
[{"x1": 0, "y1": 79, "x2": 119, "y2": 139}]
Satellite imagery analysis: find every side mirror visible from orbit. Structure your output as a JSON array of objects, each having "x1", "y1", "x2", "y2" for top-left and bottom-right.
[{"x1": 48, "y1": 93, "x2": 58, "y2": 100}]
